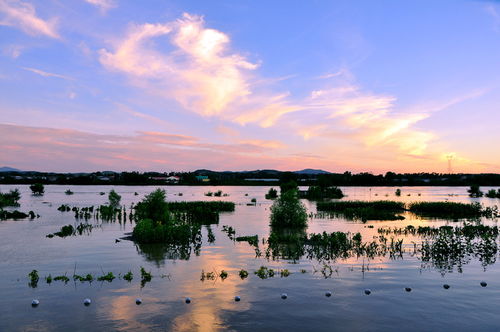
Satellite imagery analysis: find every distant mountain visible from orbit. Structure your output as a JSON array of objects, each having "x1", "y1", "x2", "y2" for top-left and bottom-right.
[
  {"x1": 0, "y1": 166, "x2": 21, "y2": 172},
  {"x1": 294, "y1": 169, "x2": 331, "y2": 175}
]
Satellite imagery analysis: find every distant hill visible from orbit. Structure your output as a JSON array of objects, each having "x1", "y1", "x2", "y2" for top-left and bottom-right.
[
  {"x1": 0, "y1": 167, "x2": 21, "y2": 172},
  {"x1": 294, "y1": 169, "x2": 331, "y2": 175}
]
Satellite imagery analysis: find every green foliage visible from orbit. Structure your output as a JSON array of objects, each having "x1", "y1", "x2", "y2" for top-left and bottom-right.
[
  {"x1": 280, "y1": 180, "x2": 298, "y2": 194},
  {"x1": 28, "y1": 270, "x2": 39, "y2": 288},
  {"x1": 65, "y1": 189, "x2": 73, "y2": 195},
  {"x1": 30, "y1": 183, "x2": 44, "y2": 195},
  {"x1": 200, "y1": 270, "x2": 216, "y2": 281},
  {"x1": 0, "y1": 210, "x2": 30, "y2": 220},
  {"x1": 54, "y1": 275, "x2": 70, "y2": 283},
  {"x1": 317, "y1": 200, "x2": 405, "y2": 212},
  {"x1": 0, "y1": 188, "x2": 20, "y2": 207},
  {"x1": 73, "y1": 274, "x2": 94, "y2": 283},
  {"x1": 468, "y1": 185, "x2": 483, "y2": 198},
  {"x1": 255, "y1": 266, "x2": 275, "y2": 279},
  {"x1": 219, "y1": 270, "x2": 228, "y2": 280},
  {"x1": 97, "y1": 272, "x2": 115, "y2": 282},
  {"x1": 265, "y1": 188, "x2": 278, "y2": 199},
  {"x1": 239, "y1": 269, "x2": 249, "y2": 279},
  {"x1": 279, "y1": 269, "x2": 291, "y2": 277},
  {"x1": 123, "y1": 271, "x2": 133, "y2": 282},
  {"x1": 108, "y1": 189, "x2": 121, "y2": 207},
  {"x1": 133, "y1": 218, "x2": 200, "y2": 244},
  {"x1": 134, "y1": 189, "x2": 169, "y2": 223},
  {"x1": 57, "y1": 204, "x2": 71, "y2": 212},
  {"x1": 395, "y1": 189, "x2": 401, "y2": 196},
  {"x1": 407, "y1": 201, "x2": 496, "y2": 219},
  {"x1": 270, "y1": 190, "x2": 307, "y2": 228},
  {"x1": 140, "y1": 267, "x2": 152, "y2": 287},
  {"x1": 236, "y1": 235, "x2": 259, "y2": 247},
  {"x1": 45, "y1": 274, "x2": 52, "y2": 284}
]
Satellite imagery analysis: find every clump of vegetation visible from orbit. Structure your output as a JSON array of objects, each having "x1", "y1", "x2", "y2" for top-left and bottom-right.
[
  {"x1": 219, "y1": 270, "x2": 228, "y2": 280},
  {"x1": 408, "y1": 201, "x2": 498, "y2": 219},
  {"x1": 54, "y1": 275, "x2": 70, "y2": 283},
  {"x1": 270, "y1": 190, "x2": 308, "y2": 228},
  {"x1": 30, "y1": 183, "x2": 44, "y2": 195},
  {"x1": 205, "y1": 191, "x2": 213, "y2": 197},
  {"x1": 73, "y1": 274, "x2": 94, "y2": 283},
  {"x1": 0, "y1": 210, "x2": 34, "y2": 220},
  {"x1": 123, "y1": 271, "x2": 133, "y2": 282},
  {"x1": 265, "y1": 188, "x2": 278, "y2": 199},
  {"x1": 28, "y1": 270, "x2": 39, "y2": 288},
  {"x1": 57, "y1": 204, "x2": 71, "y2": 212},
  {"x1": 486, "y1": 189, "x2": 500, "y2": 199},
  {"x1": 213, "y1": 190, "x2": 223, "y2": 197},
  {"x1": 222, "y1": 225, "x2": 236, "y2": 240},
  {"x1": 395, "y1": 189, "x2": 402, "y2": 196},
  {"x1": 0, "y1": 188, "x2": 20, "y2": 208},
  {"x1": 468, "y1": 185, "x2": 483, "y2": 198},
  {"x1": 65, "y1": 189, "x2": 74, "y2": 195},
  {"x1": 236, "y1": 235, "x2": 259, "y2": 247},
  {"x1": 108, "y1": 189, "x2": 121, "y2": 207},
  {"x1": 255, "y1": 266, "x2": 275, "y2": 279},
  {"x1": 239, "y1": 269, "x2": 249, "y2": 279},
  {"x1": 140, "y1": 267, "x2": 152, "y2": 287},
  {"x1": 303, "y1": 186, "x2": 344, "y2": 200},
  {"x1": 97, "y1": 272, "x2": 115, "y2": 282},
  {"x1": 316, "y1": 200, "x2": 405, "y2": 222},
  {"x1": 200, "y1": 270, "x2": 216, "y2": 281},
  {"x1": 279, "y1": 269, "x2": 291, "y2": 277},
  {"x1": 45, "y1": 274, "x2": 52, "y2": 284}
]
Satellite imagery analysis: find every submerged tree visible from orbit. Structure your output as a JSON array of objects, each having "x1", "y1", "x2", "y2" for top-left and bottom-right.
[
  {"x1": 270, "y1": 189, "x2": 307, "y2": 228},
  {"x1": 468, "y1": 185, "x2": 483, "y2": 198},
  {"x1": 265, "y1": 188, "x2": 278, "y2": 199},
  {"x1": 0, "y1": 188, "x2": 21, "y2": 208},
  {"x1": 30, "y1": 183, "x2": 44, "y2": 195},
  {"x1": 108, "y1": 189, "x2": 121, "y2": 207}
]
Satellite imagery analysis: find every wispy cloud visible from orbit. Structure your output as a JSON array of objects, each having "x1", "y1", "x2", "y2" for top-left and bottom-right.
[
  {"x1": 22, "y1": 66, "x2": 73, "y2": 80},
  {"x1": 84, "y1": 0, "x2": 116, "y2": 14},
  {"x1": 0, "y1": 0, "x2": 59, "y2": 38}
]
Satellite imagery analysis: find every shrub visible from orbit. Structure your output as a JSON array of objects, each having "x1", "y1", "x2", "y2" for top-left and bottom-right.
[
  {"x1": 108, "y1": 189, "x2": 121, "y2": 207},
  {"x1": 270, "y1": 190, "x2": 307, "y2": 228},
  {"x1": 0, "y1": 189, "x2": 20, "y2": 207},
  {"x1": 395, "y1": 189, "x2": 401, "y2": 196},
  {"x1": 303, "y1": 186, "x2": 344, "y2": 199},
  {"x1": 134, "y1": 189, "x2": 169, "y2": 223},
  {"x1": 265, "y1": 188, "x2": 278, "y2": 199},
  {"x1": 468, "y1": 185, "x2": 483, "y2": 198},
  {"x1": 30, "y1": 183, "x2": 44, "y2": 195}
]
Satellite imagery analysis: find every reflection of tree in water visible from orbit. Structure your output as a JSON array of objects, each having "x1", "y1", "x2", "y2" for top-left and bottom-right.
[
  {"x1": 134, "y1": 227, "x2": 202, "y2": 266},
  {"x1": 265, "y1": 226, "x2": 307, "y2": 262}
]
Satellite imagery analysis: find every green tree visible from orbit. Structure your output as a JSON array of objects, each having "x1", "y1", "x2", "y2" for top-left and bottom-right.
[
  {"x1": 270, "y1": 190, "x2": 307, "y2": 228},
  {"x1": 30, "y1": 183, "x2": 44, "y2": 195},
  {"x1": 468, "y1": 185, "x2": 483, "y2": 198},
  {"x1": 108, "y1": 189, "x2": 121, "y2": 207},
  {"x1": 134, "y1": 188, "x2": 169, "y2": 223}
]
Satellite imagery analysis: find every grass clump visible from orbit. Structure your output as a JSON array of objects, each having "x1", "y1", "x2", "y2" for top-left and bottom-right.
[
  {"x1": 408, "y1": 201, "x2": 496, "y2": 219},
  {"x1": 316, "y1": 200, "x2": 405, "y2": 222},
  {"x1": 140, "y1": 267, "x2": 152, "y2": 287},
  {"x1": 54, "y1": 275, "x2": 70, "y2": 283},
  {"x1": 302, "y1": 186, "x2": 344, "y2": 200},
  {"x1": 219, "y1": 270, "x2": 228, "y2": 280},
  {"x1": 65, "y1": 189, "x2": 73, "y2": 195},
  {"x1": 30, "y1": 183, "x2": 44, "y2": 195},
  {"x1": 200, "y1": 270, "x2": 216, "y2": 281},
  {"x1": 123, "y1": 271, "x2": 133, "y2": 282},
  {"x1": 73, "y1": 274, "x2": 94, "y2": 283},
  {"x1": 486, "y1": 189, "x2": 500, "y2": 199},
  {"x1": 255, "y1": 266, "x2": 275, "y2": 279},
  {"x1": 468, "y1": 185, "x2": 483, "y2": 198},
  {"x1": 236, "y1": 235, "x2": 259, "y2": 247},
  {"x1": 108, "y1": 189, "x2": 121, "y2": 207},
  {"x1": 0, "y1": 210, "x2": 31, "y2": 220}
]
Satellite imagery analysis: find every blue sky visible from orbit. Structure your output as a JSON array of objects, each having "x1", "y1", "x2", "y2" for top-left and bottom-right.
[{"x1": 0, "y1": 0, "x2": 499, "y2": 172}]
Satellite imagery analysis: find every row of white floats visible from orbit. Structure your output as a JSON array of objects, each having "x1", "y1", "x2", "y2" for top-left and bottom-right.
[{"x1": 30, "y1": 282, "x2": 488, "y2": 307}]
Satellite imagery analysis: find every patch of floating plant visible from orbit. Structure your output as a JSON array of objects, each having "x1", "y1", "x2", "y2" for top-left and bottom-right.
[
  {"x1": 222, "y1": 225, "x2": 236, "y2": 240},
  {"x1": 204, "y1": 190, "x2": 229, "y2": 197},
  {"x1": 236, "y1": 235, "x2": 259, "y2": 247}
]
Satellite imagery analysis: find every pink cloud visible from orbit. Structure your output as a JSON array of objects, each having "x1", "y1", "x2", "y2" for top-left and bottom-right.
[{"x1": 0, "y1": 0, "x2": 59, "y2": 38}]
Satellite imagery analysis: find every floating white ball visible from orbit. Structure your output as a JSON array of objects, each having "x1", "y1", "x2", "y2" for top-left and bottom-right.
[
  {"x1": 443, "y1": 284, "x2": 450, "y2": 289},
  {"x1": 84, "y1": 298, "x2": 91, "y2": 306},
  {"x1": 281, "y1": 293, "x2": 287, "y2": 300},
  {"x1": 480, "y1": 281, "x2": 487, "y2": 287},
  {"x1": 185, "y1": 297, "x2": 191, "y2": 304},
  {"x1": 234, "y1": 296, "x2": 241, "y2": 302},
  {"x1": 364, "y1": 289, "x2": 371, "y2": 295},
  {"x1": 405, "y1": 287, "x2": 412, "y2": 292},
  {"x1": 31, "y1": 299, "x2": 39, "y2": 307},
  {"x1": 325, "y1": 291, "x2": 332, "y2": 297},
  {"x1": 135, "y1": 298, "x2": 142, "y2": 305}
]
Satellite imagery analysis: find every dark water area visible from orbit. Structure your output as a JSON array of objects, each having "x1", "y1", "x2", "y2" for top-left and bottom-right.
[{"x1": 1, "y1": 185, "x2": 500, "y2": 331}]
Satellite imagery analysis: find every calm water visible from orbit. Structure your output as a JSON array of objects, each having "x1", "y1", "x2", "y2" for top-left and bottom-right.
[{"x1": 1, "y1": 185, "x2": 500, "y2": 331}]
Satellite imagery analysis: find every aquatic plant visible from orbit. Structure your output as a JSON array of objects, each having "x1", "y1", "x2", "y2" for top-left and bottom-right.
[
  {"x1": 407, "y1": 201, "x2": 496, "y2": 219},
  {"x1": 205, "y1": 191, "x2": 213, "y2": 197},
  {"x1": 303, "y1": 186, "x2": 344, "y2": 200},
  {"x1": 65, "y1": 189, "x2": 74, "y2": 195},
  {"x1": 73, "y1": 274, "x2": 94, "y2": 283},
  {"x1": 0, "y1": 210, "x2": 33, "y2": 220},
  {"x1": 222, "y1": 225, "x2": 236, "y2": 240},
  {"x1": 0, "y1": 188, "x2": 20, "y2": 208},
  {"x1": 255, "y1": 266, "x2": 275, "y2": 279},
  {"x1": 468, "y1": 185, "x2": 483, "y2": 198},
  {"x1": 108, "y1": 189, "x2": 121, "y2": 207},
  {"x1": 57, "y1": 204, "x2": 71, "y2": 212},
  {"x1": 45, "y1": 274, "x2": 52, "y2": 284},
  {"x1": 54, "y1": 275, "x2": 70, "y2": 283},
  {"x1": 395, "y1": 189, "x2": 401, "y2": 196},
  {"x1": 270, "y1": 190, "x2": 307, "y2": 228},
  {"x1": 123, "y1": 271, "x2": 133, "y2": 282},
  {"x1": 140, "y1": 267, "x2": 152, "y2": 287},
  {"x1": 219, "y1": 270, "x2": 228, "y2": 280},
  {"x1": 28, "y1": 270, "x2": 39, "y2": 288},
  {"x1": 316, "y1": 200, "x2": 405, "y2": 222},
  {"x1": 213, "y1": 190, "x2": 223, "y2": 197},
  {"x1": 97, "y1": 272, "x2": 115, "y2": 282},
  {"x1": 200, "y1": 270, "x2": 216, "y2": 281},
  {"x1": 238, "y1": 269, "x2": 249, "y2": 279},
  {"x1": 279, "y1": 269, "x2": 291, "y2": 277},
  {"x1": 265, "y1": 188, "x2": 278, "y2": 199},
  {"x1": 486, "y1": 189, "x2": 500, "y2": 199}
]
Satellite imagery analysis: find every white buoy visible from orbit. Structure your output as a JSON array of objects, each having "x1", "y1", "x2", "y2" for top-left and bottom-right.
[
  {"x1": 135, "y1": 298, "x2": 142, "y2": 305},
  {"x1": 443, "y1": 284, "x2": 450, "y2": 289},
  {"x1": 325, "y1": 291, "x2": 332, "y2": 297},
  {"x1": 281, "y1": 293, "x2": 287, "y2": 300},
  {"x1": 234, "y1": 296, "x2": 241, "y2": 302},
  {"x1": 31, "y1": 299, "x2": 39, "y2": 307},
  {"x1": 84, "y1": 298, "x2": 91, "y2": 306},
  {"x1": 185, "y1": 297, "x2": 191, "y2": 304},
  {"x1": 364, "y1": 289, "x2": 371, "y2": 295},
  {"x1": 480, "y1": 281, "x2": 487, "y2": 287},
  {"x1": 405, "y1": 287, "x2": 412, "y2": 292}
]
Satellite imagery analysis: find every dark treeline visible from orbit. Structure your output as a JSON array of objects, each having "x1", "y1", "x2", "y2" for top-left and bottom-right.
[{"x1": 2, "y1": 169, "x2": 500, "y2": 186}]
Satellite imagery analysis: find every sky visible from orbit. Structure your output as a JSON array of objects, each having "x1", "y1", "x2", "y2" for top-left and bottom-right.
[{"x1": 0, "y1": 0, "x2": 499, "y2": 173}]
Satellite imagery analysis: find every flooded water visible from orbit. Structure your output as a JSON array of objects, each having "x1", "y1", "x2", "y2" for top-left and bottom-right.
[{"x1": 1, "y1": 185, "x2": 499, "y2": 331}]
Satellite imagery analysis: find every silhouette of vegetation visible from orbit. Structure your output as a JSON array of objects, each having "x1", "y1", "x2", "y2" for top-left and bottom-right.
[
  {"x1": 30, "y1": 183, "x2": 44, "y2": 195},
  {"x1": 486, "y1": 189, "x2": 500, "y2": 198},
  {"x1": 317, "y1": 200, "x2": 405, "y2": 221},
  {"x1": 468, "y1": 185, "x2": 483, "y2": 197},
  {"x1": 0, "y1": 210, "x2": 37, "y2": 220},
  {"x1": 265, "y1": 188, "x2": 278, "y2": 199},
  {"x1": 236, "y1": 235, "x2": 259, "y2": 247},
  {"x1": 408, "y1": 201, "x2": 497, "y2": 219},
  {"x1": 395, "y1": 189, "x2": 401, "y2": 196},
  {"x1": 108, "y1": 189, "x2": 121, "y2": 207},
  {"x1": 302, "y1": 185, "x2": 344, "y2": 200},
  {"x1": 28, "y1": 270, "x2": 39, "y2": 288},
  {"x1": 65, "y1": 189, "x2": 73, "y2": 195}
]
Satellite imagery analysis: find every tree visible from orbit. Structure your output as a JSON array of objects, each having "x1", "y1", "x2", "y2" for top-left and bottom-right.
[
  {"x1": 134, "y1": 188, "x2": 169, "y2": 223},
  {"x1": 280, "y1": 180, "x2": 298, "y2": 194},
  {"x1": 30, "y1": 183, "x2": 44, "y2": 195},
  {"x1": 265, "y1": 188, "x2": 278, "y2": 199},
  {"x1": 468, "y1": 185, "x2": 483, "y2": 198},
  {"x1": 270, "y1": 190, "x2": 307, "y2": 228},
  {"x1": 395, "y1": 189, "x2": 401, "y2": 196}
]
